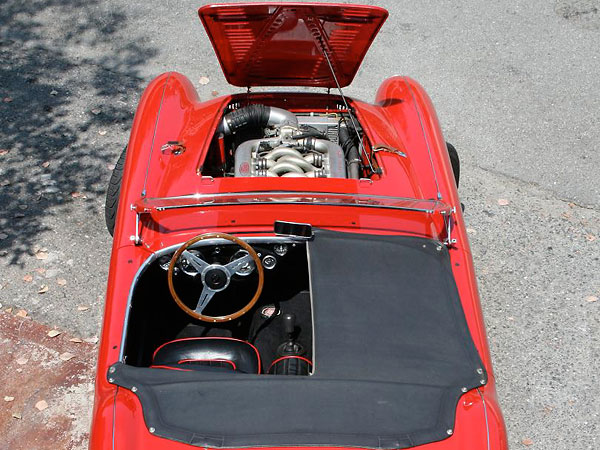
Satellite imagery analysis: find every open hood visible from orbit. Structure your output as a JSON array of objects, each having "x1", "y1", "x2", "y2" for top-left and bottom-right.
[{"x1": 198, "y1": 3, "x2": 388, "y2": 88}]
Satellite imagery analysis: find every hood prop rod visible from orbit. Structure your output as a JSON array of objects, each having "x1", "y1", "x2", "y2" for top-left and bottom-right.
[{"x1": 317, "y1": 38, "x2": 378, "y2": 176}]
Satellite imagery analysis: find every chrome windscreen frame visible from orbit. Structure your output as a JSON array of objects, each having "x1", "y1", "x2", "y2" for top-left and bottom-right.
[
  {"x1": 131, "y1": 191, "x2": 451, "y2": 214},
  {"x1": 127, "y1": 191, "x2": 456, "y2": 248}
]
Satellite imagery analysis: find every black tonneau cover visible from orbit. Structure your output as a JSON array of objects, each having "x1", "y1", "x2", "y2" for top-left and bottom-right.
[{"x1": 110, "y1": 230, "x2": 486, "y2": 449}]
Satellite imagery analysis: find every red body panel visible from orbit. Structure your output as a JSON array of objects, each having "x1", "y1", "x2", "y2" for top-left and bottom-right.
[
  {"x1": 89, "y1": 19, "x2": 506, "y2": 449},
  {"x1": 199, "y1": 3, "x2": 388, "y2": 87}
]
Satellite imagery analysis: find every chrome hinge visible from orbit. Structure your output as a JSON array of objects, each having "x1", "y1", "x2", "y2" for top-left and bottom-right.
[
  {"x1": 130, "y1": 205, "x2": 142, "y2": 245},
  {"x1": 441, "y1": 206, "x2": 457, "y2": 246},
  {"x1": 372, "y1": 144, "x2": 407, "y2": 158},
  {"x1": 161, "y1": 141, "x2": 186, "y2": 155}
]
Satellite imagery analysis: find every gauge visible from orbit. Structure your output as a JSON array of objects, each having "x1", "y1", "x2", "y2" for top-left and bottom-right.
[
  {"x1": 158, "y1": 255, "x2": 172, "y2": 271},
  {"x1": 230, "y1": 250, "x2": 255, "y2": 276},
  {"x1": 262, "y1": 254, "x2": 277, "y2": 270},
  {"x1": 273, "y1": 243, "x2": 288, "y2": 256}
]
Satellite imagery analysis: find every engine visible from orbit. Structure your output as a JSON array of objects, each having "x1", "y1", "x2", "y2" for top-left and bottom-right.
[
  {"x1": 219, "y1": 105, "x2": 358, "y2": 179},
  {"x1": 233, "y1": 124, "x2": 346, "y2": 178}
]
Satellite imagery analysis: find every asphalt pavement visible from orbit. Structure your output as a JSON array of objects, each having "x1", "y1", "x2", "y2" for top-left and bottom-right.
[{"x1": 0, "y1": 1, "x2": 599, "y2": 449}]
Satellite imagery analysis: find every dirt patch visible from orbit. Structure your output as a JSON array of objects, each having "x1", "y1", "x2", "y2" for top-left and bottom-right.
[
  {"x1": 0, "y1": 311, "x2": 96, "y2": 450},
  {"x1": 556, "y1": 0, "x2": 600, "y2": 30}
]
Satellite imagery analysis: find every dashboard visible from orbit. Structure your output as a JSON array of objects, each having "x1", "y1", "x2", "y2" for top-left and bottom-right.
[{"x1": 156, "y1": 241, "x2": 300, "y2": 278}]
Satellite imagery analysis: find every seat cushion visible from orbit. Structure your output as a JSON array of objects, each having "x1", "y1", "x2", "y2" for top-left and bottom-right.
[{"x1": 152, "y1": 337, "x2": 261, "y2": 374}]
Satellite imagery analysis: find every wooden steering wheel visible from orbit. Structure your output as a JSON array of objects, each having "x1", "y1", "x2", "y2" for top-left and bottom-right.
[{"x1": 167, "y1": 232, "x2": 264, "y2": 323}]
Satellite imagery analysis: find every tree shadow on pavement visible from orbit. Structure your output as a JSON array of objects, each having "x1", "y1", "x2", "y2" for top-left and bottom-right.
[{"x1": 0, "y1": 0, "x2": 157, "y2": 265}]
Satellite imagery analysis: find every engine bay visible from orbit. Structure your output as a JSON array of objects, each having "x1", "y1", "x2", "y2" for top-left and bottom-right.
[{"x1": 204, "y1": 103, "x2": 363, "y2": 179}]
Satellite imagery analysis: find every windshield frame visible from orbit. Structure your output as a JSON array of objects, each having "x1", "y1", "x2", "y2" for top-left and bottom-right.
[{"x1": 132, "y1": 191, "x2": 452, "y2": 215}]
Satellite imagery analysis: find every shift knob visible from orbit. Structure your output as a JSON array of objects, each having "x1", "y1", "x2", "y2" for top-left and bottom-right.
[
  {"x1": 278, "y1": 312, "x2": 303, "y2": 356},
  {"x1": 282, "y1": 313, "x2": 296, "y2": 337}
]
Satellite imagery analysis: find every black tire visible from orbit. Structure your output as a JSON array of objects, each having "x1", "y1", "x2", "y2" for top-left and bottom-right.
[
  {"x1": 446, "y1": 142, "x2": 460, "y2": 188},
  {"x1": 105, "y1": 146, "x2": 127, "y2": 236}
]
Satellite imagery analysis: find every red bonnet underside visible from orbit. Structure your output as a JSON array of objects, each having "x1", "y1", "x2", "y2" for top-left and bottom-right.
[{"x1": 198, "y1": 2, "x2": 388, "y2": 88}]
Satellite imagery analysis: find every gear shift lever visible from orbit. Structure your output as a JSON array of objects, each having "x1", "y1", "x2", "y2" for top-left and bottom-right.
[
  {"x1": 278, "y1": 313, "x2": 304, "y2": 356},
  {"x1": 283, "y1": 313, "x2": 295, "y2": 339}
]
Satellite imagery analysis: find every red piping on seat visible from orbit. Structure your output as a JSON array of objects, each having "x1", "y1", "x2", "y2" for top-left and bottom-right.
[
  {"x1": 178, "y1": 358, "x2": 237, "y2": 370},
  {"x1": 268, "y1": 355, "x2": 313, "y2": 373},
  {"x1": 150, "y1": 365, "x2": 192, "y2": 372},
  {"x1": 152, "y1": 336, "x2": 261, "y2": 373}
]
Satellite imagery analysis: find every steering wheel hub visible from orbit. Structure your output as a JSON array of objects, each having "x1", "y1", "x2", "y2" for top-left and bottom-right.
[{"x1": 202, "y1": 265, "x2": 230, "y2": 291}]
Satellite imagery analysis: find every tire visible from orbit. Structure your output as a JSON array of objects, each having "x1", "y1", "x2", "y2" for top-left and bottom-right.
[
  {"x1": 105, "y1": 146, "x2": 127, "y2": 236},
  {"x1": 446, "y1": 142, "x2": 460, "y2": 188}
]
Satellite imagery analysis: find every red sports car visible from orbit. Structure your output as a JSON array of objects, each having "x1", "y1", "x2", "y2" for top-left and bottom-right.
[{"x1": 90, "y1": 3, "x2": 508, "y2": 450}]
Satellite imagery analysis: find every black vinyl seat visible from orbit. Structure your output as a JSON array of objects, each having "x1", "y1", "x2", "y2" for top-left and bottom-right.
[{"x1": 152, "y1": 337, "x2": 261, "y2": 374}]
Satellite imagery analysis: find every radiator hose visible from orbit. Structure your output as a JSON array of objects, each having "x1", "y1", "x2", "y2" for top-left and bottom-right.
[
  {"x1": 339, "y1": 124, "x2": 360, "y2": 179},
  {"x1": 221, "y1": 104, "x2": 298, "y2": 135}
]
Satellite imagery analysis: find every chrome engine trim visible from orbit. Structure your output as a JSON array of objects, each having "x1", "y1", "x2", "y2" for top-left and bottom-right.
[{"x1": 235, "y1": 128, "x2": 346, "y2": 178}]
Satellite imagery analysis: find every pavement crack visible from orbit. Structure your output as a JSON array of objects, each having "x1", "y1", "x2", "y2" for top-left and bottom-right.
[{"x1": 468, "y1": 163, "x2": 600, "y2": 212}]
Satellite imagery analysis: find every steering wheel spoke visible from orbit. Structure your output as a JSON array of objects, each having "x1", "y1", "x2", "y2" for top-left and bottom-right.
[
  {"x1": 194, "y1": 285, "x2": 216, "y2": 314},
  {"x1": 224, "y1": 253, "x2": 254, "y2": 276},
  {"x1": 182, "y1": 250, "x2": 209, "y2": 273}
]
